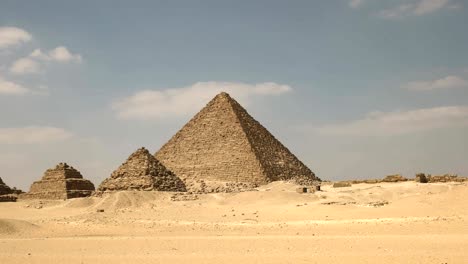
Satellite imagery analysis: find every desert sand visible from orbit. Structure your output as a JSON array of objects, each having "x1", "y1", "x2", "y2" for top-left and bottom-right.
[{"x1": 1, "y1": 181, "x2": 467, "y2": 263}]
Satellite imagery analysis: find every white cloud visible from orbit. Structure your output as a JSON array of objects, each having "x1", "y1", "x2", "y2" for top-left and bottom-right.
[
  {"x1": 402, "y1": 75, "x2": 468, "y2": 91},
  {"x1": 9, "y1": 46, "x2": 82, "y2": 75},
  {"x1": 349, "y1": 0, "x2": 365, "y2": 8},
  {"x1": 377, "y1": 0, "x2": 455, "y2": 19},
  {"x1": 9, "y1": 57, "x2": 41, "y2": 74},
  {"x1": 0, "y1": 27, "x2": 32, "y2": 49},
  {"x1": 46, "y1": 46, "x2": 82, "y2": 63},
  {"x1": 0, "y1": 126, "x2": 73, "y2": 144},
  {"x1": 0, "y1": 76, "x2": 30, "y2": 95},
  {"x1": 317, "y1": 106, "x2": 468, "y2": 136},
  {"x1": 113, "y1": 81, "x2": 292, "y2": 120}
]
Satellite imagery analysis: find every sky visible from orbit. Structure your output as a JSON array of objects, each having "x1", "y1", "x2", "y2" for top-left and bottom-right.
[{"x1": 1, "y1": 0, "x2": 468, "y2": 190}]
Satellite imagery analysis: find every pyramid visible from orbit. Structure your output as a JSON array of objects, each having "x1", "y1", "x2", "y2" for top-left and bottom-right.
[
  {"x1": 24, "y1": 163, "x2": 95, "y2": 199},
  {"x1": 155, "y1": 92, "x2": 319, "y2": 185},
  {"x1": 98, "y1": 147, "x2": 186, "y2": 192},
  {"x1": 0, "y1": 177, "x2": 13, "y2": 195}
]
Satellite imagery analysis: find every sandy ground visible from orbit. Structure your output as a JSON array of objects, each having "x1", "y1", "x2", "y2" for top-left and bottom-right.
[{"x1": 1, "y1": 181, "x2": 467, "y2": 263}]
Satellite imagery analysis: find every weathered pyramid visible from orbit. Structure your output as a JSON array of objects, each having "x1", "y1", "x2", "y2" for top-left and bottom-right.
[
  {"x1": 0, "y1": 177, "x2": 13, "y2": 195},
  {"x1": 98, "y1": 147, "x2": 186, "y2": 192},
  {"x1": 155, "y1": 92, "x2": 319, "y2": 185},
  {"x1": 0, "y1": 177, "x2": 17, "y2": 202},
  {"x1": 24, "y1": 163, "x2": 95, "y2": 199}
]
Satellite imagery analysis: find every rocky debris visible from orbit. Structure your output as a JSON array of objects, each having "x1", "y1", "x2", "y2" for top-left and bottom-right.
[
  {"x1": 322, "y1": 201, "x2": 357, "y2": 206},
  {"x1": 98, "y1": 147, "x2": 186, "y2": 192},
  {"x1": 350, "y1": 179, "x2": 380, "y2": 184},
  {"x1": 288, "y1": 175, "x2": 321, "y2": 186},
  {"x1": 296, "y1": 187, "x2": 316, "y2": 193},
  {"x1": 382, "y1": 174, "x2": 408, "y2": 183},
  {"x1": 0, "y1": 195, "x2": 17, "y2": 202},
  {"x1": 21, "y1": 163, "x2": 95, "y2": 200},
  {"x1": 415, "y1": 173, "x2": 428, "y2": 183},
  {"x1": 155, "y1": 92, "x2": 320, "y2": 186},
  {"x1": 367, "y1": 201, "x2": 389, "y2": 207},
  {"x1": 184, "y1": 179, "x2": 258, "y2": 194},
  {"x1": 333, "y1": 181, "x2": 352, "y2": 188},
  {"x1": 426, "y1": 174, "x2": 467, "y2": 183},
  {"x1": 170, "y1": 193, "x2": 199, "y2": 201}
]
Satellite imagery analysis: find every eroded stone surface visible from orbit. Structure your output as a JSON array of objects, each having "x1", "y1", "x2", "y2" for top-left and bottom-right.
[
  {"x1": 382, "y1": 174, "x2": 408, "y2": 183},
  {"x1": 98, "y1": 147, "x2": 186, "y2": 192},
  {"x1": 22, "y1": 163, "x2": 95, "y2": 200},
  {"x1": 155, "y1": 92, "x2": 320, "y2": 186}
]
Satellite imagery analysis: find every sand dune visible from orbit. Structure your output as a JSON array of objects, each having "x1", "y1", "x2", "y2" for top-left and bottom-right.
[{"x1": 1, "y1": 181, "x2": 467, "y2": 263}]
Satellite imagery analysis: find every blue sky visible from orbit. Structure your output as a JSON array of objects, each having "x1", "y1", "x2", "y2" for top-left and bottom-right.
[{"x1": 1, "y1": 0, "x2": 468, "y2": 190}]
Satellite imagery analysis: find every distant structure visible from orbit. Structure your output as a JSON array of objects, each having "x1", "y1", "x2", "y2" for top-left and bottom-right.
[
  {"x1": 98, "y1": 147, "x2": 186, "y2": 192},
  {"x1": 23, "y1": 163, "x2": 95, "y2": 199},
  {"x1": 0, "y1": 177, "x2": 13, "y2": 195},
  {"x1": 155, "y1": 92, "x2": 319, "y2": 185}
]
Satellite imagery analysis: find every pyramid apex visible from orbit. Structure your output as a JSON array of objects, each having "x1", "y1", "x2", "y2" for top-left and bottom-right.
[
  {"x1": 132, "y1": 147, "x2": 150, "y2": 155},
  {"x1": 215, "y1": 91, "x2": 231, "y2": 98}
]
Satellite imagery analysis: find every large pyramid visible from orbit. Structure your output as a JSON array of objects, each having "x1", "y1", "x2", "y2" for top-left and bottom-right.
[
  {"x1": 24, "y1": 163, "x2": 95, "y2": 199},
  {"x1": 155, "y1": 92, "x2": 319, "y2": 185},
  {"x1": 98, "y1": 147, "x2": 186, "y2": 192}
]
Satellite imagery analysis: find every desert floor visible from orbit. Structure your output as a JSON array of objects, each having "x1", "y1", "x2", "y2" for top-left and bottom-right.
[{"x1": 1, "y1": 181, "x2": 467, "y2": 263}]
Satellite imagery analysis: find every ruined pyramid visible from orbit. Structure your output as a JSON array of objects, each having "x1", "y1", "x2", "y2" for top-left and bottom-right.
[
  {"x1": 24, "y1": 163, "x2": 95, "y2": 199},
  {"x1": 0, "y1": 177, "x2": 13, "y2": 195},
  {"x1": 98, "y1": 147, "x2": 186, "y2": 192},
  {"x1": 155, "y1": 92, "x2": 319, "y2": 185},
  {"x1": 0, "y1": 177, "x2": 17, "y2": 202}
]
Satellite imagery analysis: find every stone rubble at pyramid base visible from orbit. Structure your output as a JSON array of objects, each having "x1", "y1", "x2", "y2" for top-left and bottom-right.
[
  {"x1": 184, "y1": 179, "x2": 258, "y2": 194},
  {"x1": 0, "y1": 195, "x2": 17, "y2": 202},
  {"x1": 97, "y1": 174, "x2": 186, "y2": 192},
  {"x1": 20, "y1": 189, "x2": 94, "y2": 200}
]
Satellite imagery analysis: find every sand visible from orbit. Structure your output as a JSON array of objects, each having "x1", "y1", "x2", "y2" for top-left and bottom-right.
[{"x1": 1, "y1": 181, "x2": 467, "y2": 263}]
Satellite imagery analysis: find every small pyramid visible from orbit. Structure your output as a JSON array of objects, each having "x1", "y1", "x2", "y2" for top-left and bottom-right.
[
  {"x1": 98, "y1": 147, "x2": 186, "y2": 192},
  {"x1": 155, "y1": 92, "x2": 319, "y2": 185},
  {"x1": 24, "y1": 163, "x2": 95, "y2": 199},
  {"x1": 0, "y1": 177, "x2": 13, "y2": 195}
]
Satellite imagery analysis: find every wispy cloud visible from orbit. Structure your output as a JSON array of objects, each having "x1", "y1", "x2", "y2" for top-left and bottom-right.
[
  {"x1": 0, "y1": 126, "x2": 73, "y2": 144},
  {"x1": 317, "y1": 106, "x2": 468, "y2": 136},
  {"x1": 9, "y1": 57, "x2": 41, "y2": 74},
  {"x1": 349, "y1": 0, "x2": 366, "y2": 9},
  {"x1": 112, "y1": 82, "x2": 292, "y2": 120},
  {"x1": 10, "y1": 46, "x2": 82, "y2": 75},
  {"x1": 377, "y1": 0, "x2": 458, "y2": 19},
  {"x1": 0, "y1": 27, "x2": 31, "y2": 49},
  {"x1": 31, "y1": 47, "x2": 83, "y2": 63},
  {"x1": 0, "y1": 76, "x2": 30, "y2": 95},
  {"x1": 402, "y1": 75, "x2": 468, "y2": 91}
]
